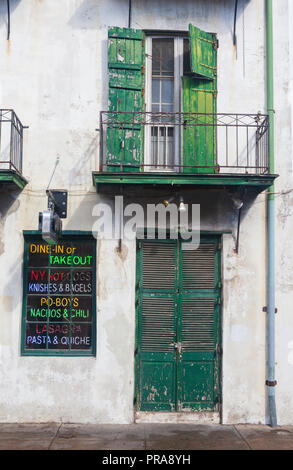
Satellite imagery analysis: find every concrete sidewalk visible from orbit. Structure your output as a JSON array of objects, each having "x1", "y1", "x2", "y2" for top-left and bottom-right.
[{"x1": 0, "y1": 423, "x2": 293, "y2": 450}]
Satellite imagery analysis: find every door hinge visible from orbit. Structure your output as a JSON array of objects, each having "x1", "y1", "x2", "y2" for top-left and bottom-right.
[
  {"x1": 215, "y1": 344, "x2": 222, "y2": 357},
  {"x1": 214, "y1": 393, "x2": 221, "y2": 411},
  {"x1": 213, "y1": 39, "x2": 219, "y2": 50},
  {"x1": 217, "y1": 281, "x2": 222, "y2": 288},
  {"x1": 142, "y1": 87, "x2": 145, "y2": 97},
  {"x1": 141, "y1": 65, "x2": 145, "y2": 75},
  {"x1": 142, "y1": 38, "x2": 145, "y2": 48}
]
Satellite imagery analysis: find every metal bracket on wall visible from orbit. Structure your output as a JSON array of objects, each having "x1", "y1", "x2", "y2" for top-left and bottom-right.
[
  {"x1": 263, "y1": 306, "x2": 278, "y2": 313},
  {"x1": 46, "y1": 190, "x2": 68, "y2": 219},
  {"x1": 228, "y1": 187, "x2": 246, "y2": 254},
  {"x1": 266, "y1": 380, "x2": 277, "y2": 387},
  {"x1": 234, "y1": 205, "x2": 242, "y2": 254}
]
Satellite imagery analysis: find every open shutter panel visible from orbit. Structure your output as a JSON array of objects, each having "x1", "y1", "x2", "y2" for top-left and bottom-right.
[
  {"x1": 188, "y1": 24, "x2": 217, "y2": 80},
  {"x1": 182, "y1": 24, "x2": 217, "y2": 174},
  {"x1": 107, "y1": 27, "x2": 145, "y2": 172}
]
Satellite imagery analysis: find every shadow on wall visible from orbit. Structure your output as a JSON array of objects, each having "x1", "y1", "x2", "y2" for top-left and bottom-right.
[
  {"x1": 68, "y1": 0, "x2": 251, "y2": 34},
  {"x1": 0, "y1": 0, "x2": 22, "y2": 38},
  {"x1": 64, "y1": 193, "x2": 98, "y2": 232},
  {"x1": 68, "y1": 0, "x2": 103, "y2": 30},
  {"x1": 0, "y1": 190, "x2": 21, "y2": 256},
  {"x1": 68, "y1": 133, "x2": 99, "y2": 186},
  {"x1": 64, "y1": 187, "x2": 262, "y2": 255}
]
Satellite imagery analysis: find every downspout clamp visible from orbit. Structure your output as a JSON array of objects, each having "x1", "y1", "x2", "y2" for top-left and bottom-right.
[{"x1": 265, "y1": 0, "x2": 277, "y2": 427}]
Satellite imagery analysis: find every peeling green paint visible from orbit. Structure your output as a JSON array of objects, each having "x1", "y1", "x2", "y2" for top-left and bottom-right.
[
  {"x1": 0, "y1": 171, "x2": 28, "y2": 190},
  {"x1": 106, "y1": 26, "x2": 145, "y2": 172},
  {"x1": 135, "y1": 237, "x2": 222, "y2": 412}
]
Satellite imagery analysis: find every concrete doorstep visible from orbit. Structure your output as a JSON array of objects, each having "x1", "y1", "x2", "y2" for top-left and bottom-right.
[{"x1": 0, "y1": 423, "x2": 293, "y2": 451}]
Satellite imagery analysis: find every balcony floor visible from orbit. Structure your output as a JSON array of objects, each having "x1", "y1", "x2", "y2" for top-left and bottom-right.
[
  {"x1": 92, "y1": 171, "x2": 277, "y2": 194},
  {"x1": 0, "y1": 170, "x2": 28, "y2": 190}
]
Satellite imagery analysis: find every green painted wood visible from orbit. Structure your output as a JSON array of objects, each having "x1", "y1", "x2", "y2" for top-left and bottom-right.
[
  {"x1": 92, "y1": 171, "x2": 277, "y2": 189},
  {"x1": 137, "y1": 240, "x2": 178, "y2": 411},
  {"x1": 177, "y1": 241, "x2": 221, "y2": 410},
  {"x1": 182, "y1": 25, "x2": 217, "y2": 174},
  {"x1": 182, "y1": 77, "x2": 217, "y2": 173},
  {"x1": 108, "y1": 27, "x2": 145, "y2": 69},
  {"x1": 0, "y1": 171, "x2": 28, "y2": 190},
  {"x1": 136, "y1": 237, "x2": 221, "y2": 412},
  {"x1": 189, "y1": 24, "x2": 217, "y2": 80},
  {"x1": 107, "y1": 26, "x2": 145, "y2": 172}
]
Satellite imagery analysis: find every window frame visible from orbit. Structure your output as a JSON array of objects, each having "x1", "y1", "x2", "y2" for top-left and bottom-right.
[
  {"x1": 144, "y1": 34, "x2": 186, "y2": 172},
  {"x1": 21, "y1": 231, "x2": 97, "y2": 357}
]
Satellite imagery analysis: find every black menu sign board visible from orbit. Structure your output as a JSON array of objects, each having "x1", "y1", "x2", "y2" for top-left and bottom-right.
[{"x1": 22, "y1": 234, "x2": 96, "y2": 356}]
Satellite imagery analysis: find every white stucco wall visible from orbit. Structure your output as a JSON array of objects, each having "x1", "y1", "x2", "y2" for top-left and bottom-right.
[{"x1": 0, "y1": 0, "x2": 291, "y2": 425}]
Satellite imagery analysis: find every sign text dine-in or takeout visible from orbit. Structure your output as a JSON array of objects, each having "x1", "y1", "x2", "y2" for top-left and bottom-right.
[{"x1": 24, "y1": 239, "x2": 95, "y2": 353}]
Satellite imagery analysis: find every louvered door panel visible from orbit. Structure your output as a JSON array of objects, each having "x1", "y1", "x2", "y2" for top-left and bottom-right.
[
  {"x1": 141, "y1": 297, "x2": 175, "y2": 352},
  {"x1": 181, "y1": 298, "x2": 215, "y2": 352},
  {"x1": 138, "y1": 240, "x2": 177, "y2": 411},
  {"x1": 178, "y1": 238, "x2": 220, "y2": 411},
  {"x1": 142, "y1": 242, "x2": 176, "y2": 290},
  {"x1": 182, "y1": 243, "x2": 215, "y2": 289}
]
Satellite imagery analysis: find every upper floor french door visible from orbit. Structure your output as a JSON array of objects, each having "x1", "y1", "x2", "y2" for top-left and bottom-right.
[{"x1": 145, "y1": 36, "x2": 191, "y2": 171}]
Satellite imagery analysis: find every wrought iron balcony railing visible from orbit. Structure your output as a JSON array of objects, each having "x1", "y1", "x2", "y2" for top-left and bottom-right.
[
  {"x1": 0, "y1": 109, "x2": 25, "y2": 175},
  {"x1": 99, "y1": 112, "x2": 270, "y2": 175}
]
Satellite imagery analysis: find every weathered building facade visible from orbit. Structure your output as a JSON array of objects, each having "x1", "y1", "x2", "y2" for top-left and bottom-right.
[{"x1": 0, "y1": 0, "x2": 292, "y2": 425}]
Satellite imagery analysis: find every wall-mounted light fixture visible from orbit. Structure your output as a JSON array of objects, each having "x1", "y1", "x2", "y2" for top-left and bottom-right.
[
  {"x1": 179, "y1": 195, "x2": 187, "y2": 213},
  {"x1": 163, "y1": 196, "x2": 175, "y2": 207},
  {"x1": 230, "y1": 195, "x2": 243, "y2": 210},
  {"x1": 163, "y1": 195, "x2": 187, "y2": 212}
]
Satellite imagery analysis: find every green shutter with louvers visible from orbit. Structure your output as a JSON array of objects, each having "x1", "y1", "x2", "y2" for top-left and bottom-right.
[
  {"x1": 106, "y1": 27, "x2": 145, "y2": 172},
  {"x1": 182, "y1": 24, "x2": 218, "y2": 174},
  {"x1": 137, "y1": 240, "x2": 178, "y2": 411},
  {"x1": 177, "y1": 239, "x2": 221, "y2": 411},
  {"x1": 135, "y1": 237, "x2": 221, "y2": 412}
]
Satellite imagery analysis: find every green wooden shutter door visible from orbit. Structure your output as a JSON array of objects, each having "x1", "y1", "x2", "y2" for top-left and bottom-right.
[
  {"x1": 178, "y1": 240, "x2": 221, "y2": 411},
  {"x1": 107, "y1": 27, "x2": 145, "y2": 172},
  {"x1": 137, "y1": 241, "x2": 178, "y2": 411},
  {"x1": 136, "y1": 238, "x2": 221, "y2": 413},
  {"x1": 182, "y1": 25, "x2": 217, "y2": 174}
]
